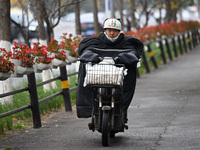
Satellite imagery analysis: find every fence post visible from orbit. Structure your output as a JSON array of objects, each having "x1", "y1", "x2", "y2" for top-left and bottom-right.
[
  {"x1": 177, "y1": 34, "x2": 183, "y2": 55},
  {"x1": 141, "y1": 48, "x2": 150, "y2": 73},
  {"x1": 191, "y1": 31, "x2": 196, "y2": 48},
  {"x1": 187, "y1": 31, "x2": 192, "y2": 50},
  {"x1": 182, "y1": 33, "x2": 188, "y2": 53},
  {"x1": 158, "y1": 39, "x2": 167, "y2": 64},
  {"x1": 27, "y1": 72, "x2": 41, "y2": 128},
  {"x1": 172, "y1": 36, "x2": 178, "y2": 58},
  {"x1": 196, "y1": 29, "x2": 200, "y2": 45},
  {"x1": 194, "y1": 30, "x2": 199, "y2": 46},
  {"x1": 196, "y1": 29, "x2": 200, "y2": 44},
  {"x1": 164, "y1": 38, "x2": 173, "y2": 61},
  {"x1": 147, "y1": 44, "x2": 158, "y2": 69},
  {"x1": 60, "y1": 66, "x2": 72, "y2": 112}
]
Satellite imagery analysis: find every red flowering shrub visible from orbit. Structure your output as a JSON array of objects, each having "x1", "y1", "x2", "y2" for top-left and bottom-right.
[
  {"x1": 11, "y1": 42, "x2": 35, "y2": 67},
  {"x1": 47, "y1": 37, "x2": 60, "y2": 53},
  {"x1": 32, "y1": 43, "x2": 52, "y2": 64},
  {"x1": 59, "y1": 33, "x2": 82, "y2": 58},
  {"x1": 124, "y1": 30, "x2": 135, "y2": 37},
  {"x1": 53, "y1": 50, "x2": 67, "y2": 61},
  {"x1": 46, "y1": 38, "x2": 67, "y2": 61},
  {"x1": 126, "y1": 20, "x2": 200, "y2": 42},
  {"x1": 133, "y1": 27, "x2": 147, "y2": 42},
  {"x1": 0, "y1": 48, "x2": 14, "y2": 73}
]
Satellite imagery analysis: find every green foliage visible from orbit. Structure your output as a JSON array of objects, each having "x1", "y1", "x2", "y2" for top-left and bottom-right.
[
  {"x1": 13, "y1": 122, "x2": 25, "y2": 130},
  {"x1": 5, "y1": 147, "x2": 13, "y2": 150}
]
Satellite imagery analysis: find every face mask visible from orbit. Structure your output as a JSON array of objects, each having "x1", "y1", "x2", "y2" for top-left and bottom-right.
[{"x1": 104, "y1": 32, "x2": 120, "y2": 42}]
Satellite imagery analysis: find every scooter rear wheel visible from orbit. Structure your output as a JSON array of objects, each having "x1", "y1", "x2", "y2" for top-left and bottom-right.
[
  {"x1": 110, "y1": 131, "x2": 115, "y2": 138},
  {"x1": 102, "y1": 110, "x2": 110, "y2": 146}
]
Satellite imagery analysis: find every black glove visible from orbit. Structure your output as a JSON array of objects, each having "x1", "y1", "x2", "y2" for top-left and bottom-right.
[
  {"x1": 79, "y1": 51, "x2": 102, "y2": 63},
  {"x1": 115, "y1": 52, "x2": 139, "y2": 65}
]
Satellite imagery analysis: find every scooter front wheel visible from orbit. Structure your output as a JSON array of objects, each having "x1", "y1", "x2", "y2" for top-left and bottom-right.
[{"x1": 102, "y1": 110, "x2": 110, "y2": 146}]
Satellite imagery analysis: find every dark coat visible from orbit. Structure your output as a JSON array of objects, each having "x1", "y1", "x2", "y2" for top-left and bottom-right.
[{"x1": 76, "y1": 33, "x2": 144, "y2": 118}]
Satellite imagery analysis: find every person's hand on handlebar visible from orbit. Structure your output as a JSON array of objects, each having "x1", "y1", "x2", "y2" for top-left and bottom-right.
[{"x1": 79, "y1": 50, "x2": 103, "y2": 64}]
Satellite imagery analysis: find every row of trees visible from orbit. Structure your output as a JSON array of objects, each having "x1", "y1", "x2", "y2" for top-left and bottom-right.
[
  {"x1": 8, "y1": 0, "x2": 197, "y2": 46},
  {"x1": 90, "y1": 0, "x2": 196, "y2": 32}
]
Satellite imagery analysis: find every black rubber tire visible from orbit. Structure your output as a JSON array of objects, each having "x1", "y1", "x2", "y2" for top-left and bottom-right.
[
  {"x1": 102, "y1": 110, "x2": 110, "y2": 146},
  {"x1": 110, "y1": 131, "x2": 115, "y2": 138}
]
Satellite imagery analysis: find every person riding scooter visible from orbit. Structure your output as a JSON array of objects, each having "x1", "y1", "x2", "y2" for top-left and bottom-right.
[{"x1": 76, "y1": 18, "x2": 144, "y2": 123}]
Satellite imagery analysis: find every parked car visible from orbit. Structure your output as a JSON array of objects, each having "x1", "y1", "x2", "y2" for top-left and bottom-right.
[
  {"x1": 64, "y1": 12, "x2": 105, "y2": 37},
  {"x1": 10, "y1": 13, "x2": 39, "y2": 43},
  {"x1": 10, "y1": 21, "x2": 20, "y2": 43},
  {"x1": 81, "y1": 22, "x2": 104, "y2": 37},
  {"x1": 10, "y1": 21, "x2": 39, "y2": 43}
]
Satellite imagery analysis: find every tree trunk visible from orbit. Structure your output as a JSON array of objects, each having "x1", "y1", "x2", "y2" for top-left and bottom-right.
[
  {"x1": 36, "y1": 0, "x2": 46, "y2": 41},
  {"x1": 36, "y1": 0, "x2": 57, "y2": 92},
  {"x1": 111, "y1": 0, "x2": 115, "y2": 18},
  {"x1": 143, "y1": 0, "x2": 149, "y2": 26},
  {"x1": 43, "y1": 0, "x2": 60, "y2": 43},
  {"x1": 0, "y1": 0, "x2": 10, "y2": 41},
  {"x1": 75, "y1": 0, "x2": 81, "y2": 35},
  {"x1": 130, "y1": 0, "x2": 136, "y2": 31},
  {"x1": 198, "y1": 0, "x2": 200, "y2": 19},
  {"x1": 92, "y1": 0, "x2": 100, "y2": 34},
  {"x1": 158, "y1": 0, "x2": 162, "y2": 24},
  {"x1": 164, "y1": 0, "x2": 172, "y2": 23},
  {"x1": 178, "y1": 8, "x2": 183, "y2": 21},
  {"x1": 43, "y1": 5, "x2": 53, "y2": 43},
  {"x1": 171, "y1": 9, "x2": 177, "y2": 22},
  {"x1": 0, "y1": 0, "x2": 13, "y2": 104}
]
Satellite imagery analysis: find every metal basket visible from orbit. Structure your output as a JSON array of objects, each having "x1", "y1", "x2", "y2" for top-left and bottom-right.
[{"x1": 85, "y1": 63, "x2": 124, "y2": 86}]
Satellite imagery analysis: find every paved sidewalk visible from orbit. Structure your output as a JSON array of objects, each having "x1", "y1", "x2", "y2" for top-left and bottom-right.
[{"x1": 0, "y1": 47, "x2": 200, "y2": 150}]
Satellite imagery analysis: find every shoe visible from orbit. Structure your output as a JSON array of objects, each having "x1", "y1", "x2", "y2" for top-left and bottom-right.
[
  {"x1": 124, "y1": 124, "x2": 129, "y2": 130},
  {"x1": 88, "y1": 123, "x2": 93, "y2": 130},
  {"x1": 124, "y1": 110, "x2": 128, "y2": 123}
]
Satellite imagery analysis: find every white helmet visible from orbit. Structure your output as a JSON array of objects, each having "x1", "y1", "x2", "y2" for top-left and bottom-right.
[{"x1": 103, "y1": 18, "x2": 121, "y2": 31}]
